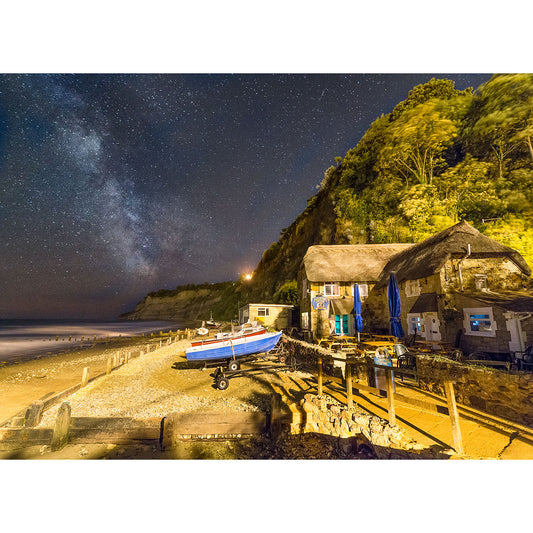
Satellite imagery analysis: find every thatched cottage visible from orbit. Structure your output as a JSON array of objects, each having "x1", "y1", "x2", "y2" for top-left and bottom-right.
[
  {"x1": 364, "y1": 221, "x2": 533, "y2": 356},
  {"x1": 297, "y1": 243, "x2": 413, "y2": 339}
]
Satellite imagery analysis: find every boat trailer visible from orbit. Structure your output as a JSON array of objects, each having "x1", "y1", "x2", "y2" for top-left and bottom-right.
[{"x1": 211, "y1": 340, "x2": 298, "y2": 390}]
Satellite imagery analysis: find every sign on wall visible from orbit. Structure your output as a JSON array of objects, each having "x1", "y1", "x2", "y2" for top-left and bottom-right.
[{"x1": 312, "y1": 294, "x2": 329, "y2": 311}]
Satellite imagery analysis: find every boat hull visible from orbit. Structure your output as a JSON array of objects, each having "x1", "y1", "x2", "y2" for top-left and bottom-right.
[{"x1": 186, "y1": 331, "x2": 282, "y2": 362}]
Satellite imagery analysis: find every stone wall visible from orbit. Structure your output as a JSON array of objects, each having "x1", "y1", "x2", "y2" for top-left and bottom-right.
[
  {"x1": 299, "y1": 393, "x2": 422, "y2": 455},
  {"x1": 415, "y1": 354, "x2": 533, "y2": 427}
]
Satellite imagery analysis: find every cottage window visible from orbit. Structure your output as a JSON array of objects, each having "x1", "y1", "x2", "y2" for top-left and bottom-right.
[
  {"x1": 257, "y1": 307, "x2": 270, "y2": 317},
  {"x1": 353, "y1": 284, "x2": 368, "y2": 297},
  {"x1": 463, "y1": 307, "x2": 496, "y2": 337},
  {"x1": 405, "y1": 279, "x2": 421, "y2": 297},
  {"x1": 475, "y1": 274, "x2": 488, "y2": 290},
  {"x1": 324, "y1": 282, "x2": 340, "y2": 296},
  {"x1": 301, "y1": 312, "x2": 309, "y2": 329},
  {"x1": 407, "y1": 313, "x2": 423, "y2": 335}
]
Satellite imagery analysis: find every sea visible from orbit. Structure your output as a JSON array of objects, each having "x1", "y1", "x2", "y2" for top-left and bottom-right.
[{"x1": 0, "y1": 319, "x2": 184, "y2": 364}]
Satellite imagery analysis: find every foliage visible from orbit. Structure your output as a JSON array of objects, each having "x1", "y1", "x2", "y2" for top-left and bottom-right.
[{"x1": 273, "y1": 280, "x2": 299, "y2": 306}]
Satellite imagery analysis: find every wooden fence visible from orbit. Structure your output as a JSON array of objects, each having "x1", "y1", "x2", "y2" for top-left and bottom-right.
[
  {"x1": 315, "y1": 355, "x2": 533, "y2": 454},
  {"x1": 0, "y1": 394, "x2": 282, "y2": 452}
]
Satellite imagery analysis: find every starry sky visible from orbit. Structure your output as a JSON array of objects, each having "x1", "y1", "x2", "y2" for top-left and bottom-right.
[{"x1": 0, "y1": 73, "x2": 492, "y2": 319}]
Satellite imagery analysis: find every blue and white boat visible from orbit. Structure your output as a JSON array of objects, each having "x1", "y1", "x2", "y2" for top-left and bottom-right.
[{"x1": 186, "y1": 326, "x2": 282, "y2": 362}]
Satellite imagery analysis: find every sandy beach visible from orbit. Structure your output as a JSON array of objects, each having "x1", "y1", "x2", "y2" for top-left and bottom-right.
[{"x1": 0, "y1": 335, "x2": 169, "y2": 423}]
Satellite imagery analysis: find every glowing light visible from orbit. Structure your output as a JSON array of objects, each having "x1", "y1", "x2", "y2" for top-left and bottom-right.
[{"x1": 244, "y1": 273, "x2": 253, "y2": 280}]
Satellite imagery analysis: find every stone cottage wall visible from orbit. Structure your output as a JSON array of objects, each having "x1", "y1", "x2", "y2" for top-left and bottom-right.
[{"x1": 415, "y1": 354, "x2": 533, "y2": 427}]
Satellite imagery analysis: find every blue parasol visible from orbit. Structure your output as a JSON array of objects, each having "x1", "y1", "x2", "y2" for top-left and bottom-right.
[
  {"x1": 388, "y1": 273, "x2": 404, "y2": 339},
  {"x1": 353, "y1": 283, "x2": 363, "y2": 341}
]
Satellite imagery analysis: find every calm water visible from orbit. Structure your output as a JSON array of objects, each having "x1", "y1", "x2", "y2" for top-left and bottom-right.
[{"x1": 0, "y1": 319, "x2": 183, "y2": 364}]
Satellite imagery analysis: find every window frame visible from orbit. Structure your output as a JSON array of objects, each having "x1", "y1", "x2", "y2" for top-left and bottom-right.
[
  {"x1": 323, "y1": 282, "x2": 340, "y2": 297},
  {"x1": 257, "y1": 307, "x2": 270, "y2": 317},
  {"x1": 353, "y1": 283, "x2": 369, "y2": 298},
  {"x1": 463, "y1": 307, "x2": 497, "y2": 337},
  {"x1": 405, "y1": 279, "x2": 421, "y2": 297}
]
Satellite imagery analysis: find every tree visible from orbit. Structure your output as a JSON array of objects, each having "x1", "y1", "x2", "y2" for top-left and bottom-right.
[
  {"x1": 470, "y1": 74, "x2": 533, "y2": 177},
  {"x1": 377, "y1": 99, "x2": 460, "y2": 187},
  {"x1": 273, "y1": 280, "x2": 299, "y2": 306}
]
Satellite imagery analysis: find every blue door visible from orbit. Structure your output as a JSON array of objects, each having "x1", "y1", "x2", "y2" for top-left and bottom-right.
[{"x1": 335, "y1": 314, "x2": 349, "y2": 335}]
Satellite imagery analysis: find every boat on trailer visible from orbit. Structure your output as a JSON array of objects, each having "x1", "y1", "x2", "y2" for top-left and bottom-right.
[{"x1": 185, "y1": 322, "x2": 282, "y2": 365}]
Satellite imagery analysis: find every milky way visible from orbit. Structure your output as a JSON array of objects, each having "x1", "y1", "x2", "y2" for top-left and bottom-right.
[{"x1": 0, "y1": 74, "x2": 492, "y2": 318}]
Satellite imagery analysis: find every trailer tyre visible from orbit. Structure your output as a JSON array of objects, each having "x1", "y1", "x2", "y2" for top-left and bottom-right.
[
  {"x1": 216, "y1": 377, "x2": 229, "y2": 390},
  {"x1": 227, "y1": 360, "x2": 240, "y2": 372}
]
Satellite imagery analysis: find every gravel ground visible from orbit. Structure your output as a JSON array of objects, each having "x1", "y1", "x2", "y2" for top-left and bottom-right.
[{"x1": 37, "y1": 339, "x2": 299, "y2": 426}]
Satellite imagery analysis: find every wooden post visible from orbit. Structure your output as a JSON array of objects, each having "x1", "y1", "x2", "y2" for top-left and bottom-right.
[
  {"x1": 81, "y1": 367, "x2": 89, "y2": 387},
  {"x1": 346, "y1": 362, "x2": 353, "y2": 409},
  {"x1": 385, "y1": 368, "x2": 396, "y2": 426},
  {"x1": 444, "y1": 380, "x2": 464, "y2": 454},
  {"x1": 270, "y1": 393, "x2": 282, "y2": 439},
  {"x1": 51, "y1": 402, "x2": 71, "y2": 451},
  {"x1": 317, "y1": 357, "x2": 323, "y2": 395},
  {"x1": 106, "y1": 356, "x2": 113, "y2": 375},
  {"x1": 25, "y1": 400, "x2": 45, "y2": 427},
  {"x1": 146, "y1": 343, "x2": 150, "y2": 353},
  {"x1": 11, "y1": 417, "x2": 25, "y2": 427}
]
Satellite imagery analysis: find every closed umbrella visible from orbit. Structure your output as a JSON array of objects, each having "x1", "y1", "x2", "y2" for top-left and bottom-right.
[
  {"x1": 353, "y1": 283, "x2": 363, "y2": 342},
  {"x1": 388, "y1": 273, "x2": 404, "y2": 339}
]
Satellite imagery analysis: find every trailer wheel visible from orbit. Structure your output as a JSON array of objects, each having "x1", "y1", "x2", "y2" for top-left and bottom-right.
[
  {"x1": 227, "y1": 360, "x2": 240, "y2": 372},
  {"x1": 216, "y1": 377, "x2": 229, "y2": 390}
]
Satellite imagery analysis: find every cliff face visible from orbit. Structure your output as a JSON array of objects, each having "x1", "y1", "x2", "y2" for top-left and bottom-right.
[
  {"x1": 121, "y1": 287, "x2": 228, "y2": 325},
  {"x1": 243, "y1": 171, "x2": 341, "y2": 303}
]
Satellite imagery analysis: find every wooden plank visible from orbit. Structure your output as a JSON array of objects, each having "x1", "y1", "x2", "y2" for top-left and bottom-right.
[
  {"x1": 270, "y1": 393, "x2": 282, "y2": 439},
  {"x1": 69, "y1": 427, "x2": 161, "y2": 443},
  {"x1": 42, "y1": 384, "x2": 80, "y2": 410},
  {"x1": 317, "y1": 357, "x2": 323, "y2": 395},
  {"x1": 346, "y1": 363, "x2": 353, "y2": 409},
  {"x1": 51, "y1": 402, "x2": 71, "y2": 451},
  {"x1": 0, "y1": 428, "x2": 53, "y2": 450},
  {"x1": 162, "y1": 412, "x2": 266, "y2": 449},
  {"x1": 385, "y1": 368, "x2": 396, "y2": 426},
  {"x1": 106, "y1": 356, "x2": 113, "y2": 375},
  {"x1": 70, "y1": 417, "x2": 161, "y2": 431},
  {"x1": 81, "y1": 367, "x2": 90, "y2": 387},
  {"x1": 24, "y1": 400, "x2": 44, "y2": 427},
  {"x1": 444, "y1": 380, "x2": 464, "y2": 454}
]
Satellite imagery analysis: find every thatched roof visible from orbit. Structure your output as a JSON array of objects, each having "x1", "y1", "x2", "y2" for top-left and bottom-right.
[
  {"x1": 301, "y1": 244, "x2": 414, "y2": 282},
  {"x1": 462, "y1": 291, "x2": 533, "y2": 312},
  {"x1": 374, "y1": 221, "x2": 531, "y2": 290}
]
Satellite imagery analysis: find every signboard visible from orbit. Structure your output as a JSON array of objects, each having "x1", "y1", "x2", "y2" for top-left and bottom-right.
[{"x1": 312, "y1": 294, "x2": 329, "y2": 311}]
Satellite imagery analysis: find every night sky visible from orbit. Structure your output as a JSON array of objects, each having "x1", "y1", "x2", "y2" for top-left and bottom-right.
[{"x1": 0, "y1": 74, "x2": 492, "y2": 319}]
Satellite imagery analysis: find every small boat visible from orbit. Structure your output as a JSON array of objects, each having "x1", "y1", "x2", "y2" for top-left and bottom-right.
[
  {"x1": 186, "y1": 323, "x2": 282, "y2": 362},
  {"x1": 205, "y1": 311, "x2": 221, "y2": 329}
]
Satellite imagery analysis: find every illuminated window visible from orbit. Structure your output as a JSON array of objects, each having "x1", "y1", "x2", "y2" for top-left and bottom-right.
[
  {"x1": 301, "y1": 312, "x2": 309, "y2": 329},
  {"x1": 463, "y1": 307, "x2": 496, "y2": 337},
  {"x1": 407, "y1": 313, "x2": 422, "y2": 334},
  {"x1": 324, "y1": 282, "x2": 340, "y2": 296},
  {"x1": 257, "y1": 308, "x2": 270, "y2": 317}
]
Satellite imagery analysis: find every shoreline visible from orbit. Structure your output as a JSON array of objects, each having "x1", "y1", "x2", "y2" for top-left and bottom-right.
[{"x1": 0, "y1": 332, "x2": 177, "y2": 424}]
